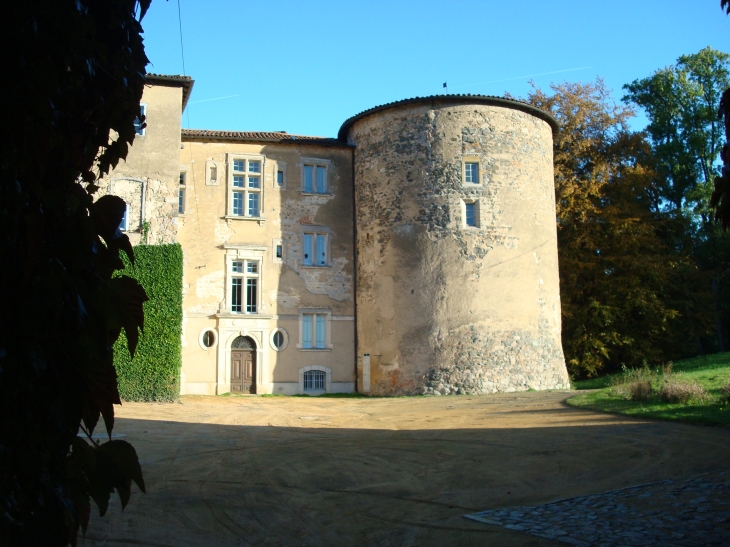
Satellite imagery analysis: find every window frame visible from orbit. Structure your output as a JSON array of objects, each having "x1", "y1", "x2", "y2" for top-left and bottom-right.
[
  {"x1": 462, "y1": 199, "x2": 481, "y2": 229},
  {"x1": 270, "y1": 328, "x2": 289, "y2": 351},
  {"x1": 227, "y1": 153, "x2": 265, "y2": 220},
  {"x1": 229, "y1": 259, "x2": 260, "y2": 314},
  {"x1": 178, "y1": 170, "x2": 186, "y2": 215},
  {"x1": 462, "y1": 156, "x2": 481, "y2": 186},
  {"x1": 297, "y1": 308, "x2": 332, "y2": 350},
  {"x1": 133, "y1": 103, "x2": 147, "y2": 137},
  {"x1": 300, "y1": 226, "x2": 332, "y2": 268},
  {"x1": 300, "y1": 157, "x2": 332, "y2": 195}
]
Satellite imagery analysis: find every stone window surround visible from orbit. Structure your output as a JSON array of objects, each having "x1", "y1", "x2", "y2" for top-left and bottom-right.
[
  {"x1": 222, "y1": 245, "x2": 267, "y2": 315},
  {"x1": 178, "y1": 165, "x2": 188, "y2": 216},
  {"x1": 270, "y1": 328, "x2": 289, "y2": 351},
  {"x1": 275, "y1": 160, "x2": 286, "y2": 189},
  {"x1": 298, "y1": 365, "x2": 332, "y2": 394},
  {"x1": 272, "y1": 238, "x2": 284, "y2": 264},
  {"x1": 299, "y1": 157, "x2": 332, "y2": 195},
  {"x1": 462, "y1": 155, "x2": 482, "y2": 186},
  {"x1": 461, "y1": 198, "x2": 481, "y2": 229},
  {"x1": 205, "y1": 159, "x2": 222, "y2": 186},
  {"x1": 134, "y1": 103, "x2": 147, "y2": 137},
  {"x1": 299, "y1": 225, "x2": 332, "y2": 268},
  {"x1": 225, "y1": 153, "x2": 266, "y2": 222},
  {"x1": 297, "y1": 308, "x2": 333, "y2": 351},
  {"x1": 198, "y1": 328, "x2": 218, "y2": 350}
]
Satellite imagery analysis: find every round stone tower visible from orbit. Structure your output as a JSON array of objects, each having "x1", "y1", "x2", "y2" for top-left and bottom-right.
[{"x1": 340, "y1": 96, "x2": 570, "y2": 395}]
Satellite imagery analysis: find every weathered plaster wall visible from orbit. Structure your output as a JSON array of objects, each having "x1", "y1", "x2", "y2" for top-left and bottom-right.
[
  {"x1": 178, "y1": 139, "x2": 355, "y2": 394},
  {"x1": 348, "y1": 101, "x2": 569, "y2": 395},
  {"x1": 99, "y1": 83, "x2": 183, "y2": 245}
]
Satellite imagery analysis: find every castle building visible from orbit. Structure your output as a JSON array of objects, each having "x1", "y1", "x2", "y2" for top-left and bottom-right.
[{"x1": 103, "y1": 74, "x2": 570, "y2": 397}]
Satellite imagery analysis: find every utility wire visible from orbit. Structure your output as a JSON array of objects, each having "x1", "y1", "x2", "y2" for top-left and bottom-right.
[{"x1": 176, "y1": 0, "x2": 190, "y2": 128}]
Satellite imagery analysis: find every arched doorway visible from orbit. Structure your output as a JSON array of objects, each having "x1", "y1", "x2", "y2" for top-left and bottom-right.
[{"x1": 231, "y1": 336, "x2": 256, "y2": 394}]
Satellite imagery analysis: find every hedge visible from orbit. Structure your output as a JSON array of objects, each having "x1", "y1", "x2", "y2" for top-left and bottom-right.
[{"x1": 113, "y1": 243, "x2": 183, "y2": 401}]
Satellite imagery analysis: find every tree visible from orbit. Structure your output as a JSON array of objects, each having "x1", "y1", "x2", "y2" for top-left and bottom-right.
[
  {"x1": 623, "y1": 47, "x2": 730, "y2": 216},
  {"x1": 0, "y1": 1, "x2": 151, "y2": 544},
  {"x1": 523, "y1": 80, "x2": 710, "y2": 377}
]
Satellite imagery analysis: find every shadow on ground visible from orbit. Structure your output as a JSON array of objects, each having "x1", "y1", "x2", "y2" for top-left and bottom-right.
[{"x1": 82, "y1": 393, "x2": 730, "y2": 547}]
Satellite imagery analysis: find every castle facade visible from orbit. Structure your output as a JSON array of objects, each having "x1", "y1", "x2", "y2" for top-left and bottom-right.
[{"x1": 102, "y1": 74, "x2": 570, "y2": 397}]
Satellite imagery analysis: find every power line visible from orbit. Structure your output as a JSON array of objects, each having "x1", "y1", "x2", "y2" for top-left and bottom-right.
[{"x1": 176, "y1": 0, "x2": 190, "y2": 128}]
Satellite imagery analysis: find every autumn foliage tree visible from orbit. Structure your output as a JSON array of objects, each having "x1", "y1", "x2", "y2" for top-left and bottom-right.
[
  {"x1": 0, "y1": 1, "x2": 151, "y2": 544},
  {"x1": 523, "y1": 80, "x2": 711, "y2": 377}
]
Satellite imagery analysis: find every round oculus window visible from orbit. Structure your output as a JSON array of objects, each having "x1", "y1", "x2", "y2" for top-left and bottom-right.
[
  {"x1": 200, "y1": 329, "x2": 217, "y2": 349},
  {"x1": 270, "y1": 329, "x2": 288, "y2": 351}
]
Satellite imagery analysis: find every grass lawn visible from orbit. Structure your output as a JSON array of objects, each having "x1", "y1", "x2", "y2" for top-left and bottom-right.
[{"x1": 567, "y1": 352, "x2": 730, "y2": 427}]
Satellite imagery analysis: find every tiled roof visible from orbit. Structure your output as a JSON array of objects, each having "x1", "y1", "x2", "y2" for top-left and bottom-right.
[
  {"x1": 181, "y1": 129, "x2": 348, "y2": 147},
  {"x1": 338, "y1": 94, "x2": 559, "y2": 140},
  {"x1": 145, "y1": 74, "x2": 195, "y2": 113}
]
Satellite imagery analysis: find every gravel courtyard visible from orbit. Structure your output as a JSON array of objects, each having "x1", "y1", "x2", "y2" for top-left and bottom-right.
[{"x1": 83, "y1": 392, "x2": 730, "y2": 547}]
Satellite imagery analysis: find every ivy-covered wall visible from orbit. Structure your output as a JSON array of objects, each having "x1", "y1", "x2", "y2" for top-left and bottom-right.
[{"x1": 114, "y1": 243, "x2": 183, "y2": 401}]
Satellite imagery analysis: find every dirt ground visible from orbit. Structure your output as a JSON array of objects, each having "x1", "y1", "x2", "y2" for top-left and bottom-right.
[{"x1": 83, "y1": 391, "x2": 730, "y2": 547}]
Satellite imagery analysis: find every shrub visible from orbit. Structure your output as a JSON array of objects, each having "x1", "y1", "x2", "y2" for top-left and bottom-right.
[
  {"x1": 720, "y1": 380, "x2": 730, "y2": 404},
  {"x1": 657, "y1": 377, "x2": 708, "y2": 404},
  {"x1": 628, "y1": 380, "x2": 653, "y2": 401}
]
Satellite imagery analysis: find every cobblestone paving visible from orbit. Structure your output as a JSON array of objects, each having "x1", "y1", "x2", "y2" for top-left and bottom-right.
[{"x1": 465, "y1": 472, "x2": 730, "y2": 546}]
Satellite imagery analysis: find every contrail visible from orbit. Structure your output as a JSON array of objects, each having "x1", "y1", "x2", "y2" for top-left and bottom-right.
[
  {"x1": 189, "y1": 94, "x2": 240, "y2": 104},
  {"x1": 451, "y1": 66, "x2": 592, "y2": 90}
]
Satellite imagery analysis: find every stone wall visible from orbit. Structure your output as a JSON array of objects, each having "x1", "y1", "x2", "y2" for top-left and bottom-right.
[{"x1": 347, "y1": 99, "x2": 570, "y2": 395}]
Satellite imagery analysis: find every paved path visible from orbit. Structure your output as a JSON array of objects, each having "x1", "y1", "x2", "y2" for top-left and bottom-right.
[
  {"x1": 83, "y1": 392, "x2": 730, "y2": 547},
  {"x1": 467, "y1": 472, "x2": 730, "y2": 546}
]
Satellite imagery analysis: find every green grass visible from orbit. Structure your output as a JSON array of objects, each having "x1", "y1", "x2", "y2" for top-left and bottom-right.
[{"x1": 567, "y1": 352, "x2": 730, "y2": 427}]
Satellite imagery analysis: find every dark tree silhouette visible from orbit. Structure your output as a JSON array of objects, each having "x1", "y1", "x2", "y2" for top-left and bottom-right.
[{"x1": 0, "y1": 1, "x2": 151, "y2": 545}]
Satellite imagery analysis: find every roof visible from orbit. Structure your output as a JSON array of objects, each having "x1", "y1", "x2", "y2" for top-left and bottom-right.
[
  {"x1": 338, "y1": 94, "x2": 559, "y2": 140},
  {"x1": 181, "y1": 129, "x2": 350, "y2": 148},
  {"x1": 145, "y1": 74, "x2": 195, "y2": 113}
]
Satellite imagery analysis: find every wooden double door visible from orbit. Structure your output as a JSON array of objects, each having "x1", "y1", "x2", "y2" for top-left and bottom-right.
[{"x1": 231, "y1": 349, "x2": 255, "y2": 394}]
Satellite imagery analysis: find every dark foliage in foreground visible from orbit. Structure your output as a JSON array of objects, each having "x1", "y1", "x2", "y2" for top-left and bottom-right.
[{"x1": 0, "y1": 1, "x2": 151, "y2": 544}]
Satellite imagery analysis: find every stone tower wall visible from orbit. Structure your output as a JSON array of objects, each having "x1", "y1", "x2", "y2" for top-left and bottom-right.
[{"x1": 348, "y1": 101, "x2": 570, "y2": 395}]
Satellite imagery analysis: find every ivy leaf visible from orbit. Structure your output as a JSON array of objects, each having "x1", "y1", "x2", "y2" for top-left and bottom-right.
[{"x1": 109, "y1": 276, "x2": 148, "y2": 358}]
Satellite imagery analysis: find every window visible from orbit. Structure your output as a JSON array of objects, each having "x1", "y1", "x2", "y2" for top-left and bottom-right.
[
  {"x1": 465, "y1": 203, "x2": 476, "y2": 226},
  {"x1": 301, "y1": 312, "x2": 327, "y2": 349},
  {"x1": 277, "y1": 170, "x2": 284, "y2": 187},
  {"x1": 464, "y1": 162, "x2": 479, "y2": 184},
  {"x1": 133, "y1": 103, "x2": 147, "y2": 136},
  {"x1": 303, "y1": 370, "x2": 325, "y2": 392},
  {"x1": 301, "y1": 160, "x2": 329, "y2": 194},
  {"x1": 178, "y1": 171, "x2": 186, "y2": 214},
  {"x1": 463, "y1": 200, "x2": 480, "y2": 228},
  {"x1": 276, "y1": 244, "x2": 283, "y2": 259},
  {"x1": 270, "y1": 328, "x2": 288, "y2": 351},
  {"x1": 199, "y1": 329, "x2": 217, "y2": 350},
  {"x1": 119, "y1": 203, "x2": 129, "y2": 231},
  {"x1": 230, "y1": 260, "x2": 259, "y2": 314},
  {"x1": 229, "y1": 156, "x2": 263, "y2": 218},
  {"x1": 302, "y1": 232, "x2": 328, "y2": 266}
]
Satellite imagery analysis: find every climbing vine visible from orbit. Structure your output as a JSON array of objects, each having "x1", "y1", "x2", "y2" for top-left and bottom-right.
[{"x1": 114, "y1": 244, "x2": 183, "y2": 401}]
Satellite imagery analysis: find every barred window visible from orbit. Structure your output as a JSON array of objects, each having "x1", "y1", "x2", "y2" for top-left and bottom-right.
[{"x1": 303, "y1": 370, "x2": 325, "y2": 392}]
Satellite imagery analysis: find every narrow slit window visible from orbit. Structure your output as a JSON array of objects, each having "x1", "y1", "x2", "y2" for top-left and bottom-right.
[
  {"x1": 277, "y1": 170, "x2": 284, "y2": 187},
  {"x1": 465, "y1": 202, "x2": 476, "y2": 227},
  {"x1": 304, "y1": 165, "x2": 314, "y2": 193},
  {"x1": 302, "y1": 315, "x2": 313, "y2": 348},
  {"x1": 178, "y1": 188, "x2": 185, "y2": 214},
  {"x1": 246, "y1": 279, "x2": 257, "y2": 313},
  {"x1": 276, "y1": 244, "x2": 283, "y2": 259},
  {"x1": 231, "y1": 278, "x2": 242, "y2": 313}
]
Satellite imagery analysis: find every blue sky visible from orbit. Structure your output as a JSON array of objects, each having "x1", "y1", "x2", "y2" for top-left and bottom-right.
[{"x1": 141, "y1": 0, "x2": 730, "y2": 137}]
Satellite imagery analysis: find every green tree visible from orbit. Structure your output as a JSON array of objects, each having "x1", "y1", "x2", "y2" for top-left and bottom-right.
[
  {"x1": 0, "y1": 1, "x2": 151, "y2": 544},
  {"x1": 623, "y1": 47, "x2": 730, "y2": 216},
  {"x1": 523, "y1": 80, "x2": 710, "y2": 377}
]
